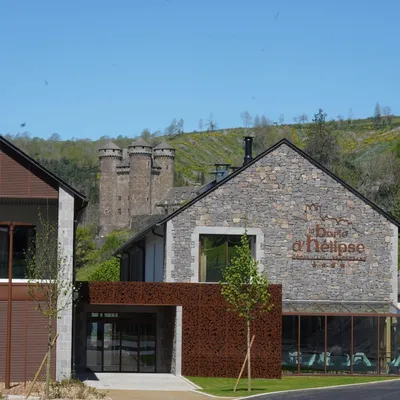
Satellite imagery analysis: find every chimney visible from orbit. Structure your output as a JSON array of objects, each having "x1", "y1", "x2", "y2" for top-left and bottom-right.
[{"x1": 243, "y1": 136, "x2": 253, "y2": 165}]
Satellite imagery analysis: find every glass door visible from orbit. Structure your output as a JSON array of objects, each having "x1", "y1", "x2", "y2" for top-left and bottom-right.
[
  {"x1": 103, "y1": 322, "x2": 120, "y2": 371},
  {"x1": 139, "y1": 322, "x2": 156, "y2": 372},
  {"x1": 121, "y1": 323, "x2": 139, "y2": 372}
]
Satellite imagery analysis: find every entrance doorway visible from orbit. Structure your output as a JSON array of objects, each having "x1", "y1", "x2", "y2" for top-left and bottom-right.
[{"x1": 86, "y1": 312, "x2": 156, "y2": 373}]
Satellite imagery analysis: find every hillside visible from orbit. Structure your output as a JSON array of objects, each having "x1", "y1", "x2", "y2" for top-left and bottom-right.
[{"x1": 3, "y1": 115, "x2": 400, "y2": 226}]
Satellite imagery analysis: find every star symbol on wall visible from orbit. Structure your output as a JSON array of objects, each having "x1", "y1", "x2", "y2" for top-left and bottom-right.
[
  {"x1": 340, "y1": 263, "x2": 345, "y2": 268},
  {"x1": 331, "y1": 263, "x2": 336, "y2": 268}
]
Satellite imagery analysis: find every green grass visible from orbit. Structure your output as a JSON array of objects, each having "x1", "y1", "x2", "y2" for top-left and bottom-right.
[{"x1": 187, "y1": 376, "x2": 400, "y2": 398}]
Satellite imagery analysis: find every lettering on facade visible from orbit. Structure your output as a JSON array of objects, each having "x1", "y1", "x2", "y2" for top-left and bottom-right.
[{"x1": 292, "y1": 204, "x2": 366, "y2": 268}]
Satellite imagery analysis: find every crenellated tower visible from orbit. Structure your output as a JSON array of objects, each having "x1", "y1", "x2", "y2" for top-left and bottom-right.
[
  {"x1": 99, "y1": 138, "x2": 180, "y2": 235},
  {"x1": 152, "y1": 141, "x2": 175, "y2": 209},
  {"x1": 128, "y1": 138, "x2": 152, "y2": 216},
  {"x1": 99, "y1": 141, "x2": 122, "y2": 235}
]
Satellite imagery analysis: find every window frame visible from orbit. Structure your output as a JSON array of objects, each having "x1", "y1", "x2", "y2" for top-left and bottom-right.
[
  {"x1": 189, "y1": 226, "x2": 265, "y2": 283},
  {"x1": 0, "y1": 221, "x2": 36, "y2": 283},
  {"x1": 198, "y1": 233, "x2": 256, "y2": 283}
]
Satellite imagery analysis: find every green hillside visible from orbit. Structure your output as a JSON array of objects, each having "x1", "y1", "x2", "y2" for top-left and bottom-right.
[{"x1": 3, "y1": 114, "x2": 400, "y2": 227}]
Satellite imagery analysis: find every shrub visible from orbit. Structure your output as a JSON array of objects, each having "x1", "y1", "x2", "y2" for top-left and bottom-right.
[{"x1": 87, "y1": 258, "x2": 120, "y2": 281}]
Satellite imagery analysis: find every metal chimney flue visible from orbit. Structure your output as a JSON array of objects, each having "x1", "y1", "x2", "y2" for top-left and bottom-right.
[{"x1": 243, "y1": 136, "x2": 253, "y2": 165}]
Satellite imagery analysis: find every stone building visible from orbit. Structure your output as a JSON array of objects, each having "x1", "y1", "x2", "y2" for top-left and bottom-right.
[
  {"x1": 89, "y1": 136, "x2": 399, "y2": 377},
  {"x1": 99, "y1": 138, "x2": 198, "y2": 235}
]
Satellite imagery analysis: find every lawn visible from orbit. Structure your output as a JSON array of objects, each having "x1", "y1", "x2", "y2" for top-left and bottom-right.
[{"x1": 187, "y1": 376, "x2": 400, "y2": 398}]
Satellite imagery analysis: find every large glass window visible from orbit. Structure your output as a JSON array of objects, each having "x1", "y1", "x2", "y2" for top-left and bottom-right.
[
  {"x1": 327, "y1": 316, "x2": 351, "y2": 373},
  {"x1": 282, "y1": 316, "x2": 299, "y2": 372},
  {"x1": 299, "y1": 316, "x2": 326, "y2": 372},
  {"x1": 199, "y1": 234, "x2": 255, "y2": 282},
  {"x1": 352, "y1": 317, "x2": 378, "y2": 373},
  {"x1": 0, "y1": 225, "x2": 35, "y2": 279}
]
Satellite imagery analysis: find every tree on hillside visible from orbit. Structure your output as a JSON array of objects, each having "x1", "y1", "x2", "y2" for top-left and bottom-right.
[
  {"x1": 347, "y1": 108, "x2": 354, "y2": 126},
  {"x1": 220, "y1": 232, "x2": 272, "y2": 393},
  {"x1": 240, "y1": 111, "x2": 253, "y2": 128},
  {"x1": 165, "y1": 118, "x2": 179, "y2": 135},
  {"x1": 374, "y1": 102, "x2": 382, "y2": 129},
  {"x1": 198, "y1": 118, "x2": 204, "y2": 132},
  {"x1": 206, "y1": 112, "x2": 218, "y2": 131},
  {"x1": 304, "y1": 108, "x2": 340, "y2": 168},
  {"x1": 383, "y1": 106, "x2": 392, "y2": 128},
  {"x1": 26, "y1": 213, "x2": 75, "y2": 399},
  {"x1": 177, "y1": 118, "x2": 184, "y2": 134},
  {"x1": 140, "y1": 128, "x2": 152, "y2": 141}
]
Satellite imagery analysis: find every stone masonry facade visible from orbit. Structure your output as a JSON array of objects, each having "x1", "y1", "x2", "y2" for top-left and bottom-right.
[{"x1": 166, "y1": 143, "x2": 398, "y2": 304}]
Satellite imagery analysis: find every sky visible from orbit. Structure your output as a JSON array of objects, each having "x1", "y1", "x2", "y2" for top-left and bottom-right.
[{"x1": 0, "y1": 0, "x2": 399, "y2": 140}]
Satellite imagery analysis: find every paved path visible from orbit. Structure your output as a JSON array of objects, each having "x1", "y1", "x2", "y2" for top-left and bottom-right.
[
  {"x1": 82, "y1": 372, "x2": 198, "y2": 391},
  {"x1": 252, "y1": 379, "x2": 400, "y2": 400}
]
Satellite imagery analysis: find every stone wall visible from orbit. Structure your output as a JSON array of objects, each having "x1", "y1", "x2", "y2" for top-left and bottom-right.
[
  {"x1": 56, "y1": 187, "x2": 75, "y2": 380},
  {"x1": 166, "y1": 143, "x2": 398, "y2": 303}
]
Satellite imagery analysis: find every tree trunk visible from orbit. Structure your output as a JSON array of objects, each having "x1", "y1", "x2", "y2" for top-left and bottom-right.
[
  {"x1": 45, "y1": 316, "x2": 52, "y2": 399},
  {"x1": 247, "y1": 318, "x2": 251, "y2": 392}
]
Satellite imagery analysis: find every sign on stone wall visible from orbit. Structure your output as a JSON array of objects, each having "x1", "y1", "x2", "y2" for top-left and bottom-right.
[{"x1": 291, "y1": 203, "x2": 366, "y2": 268}]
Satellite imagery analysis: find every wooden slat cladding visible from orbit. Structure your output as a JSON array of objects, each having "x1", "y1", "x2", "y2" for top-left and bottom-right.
[
  {"x1": 0, "y1": 152, "x2": 57, "y2": 199},
  {"x1": 0, "y1": 283, "x2": 46, "y2": 301},
  {"x1": 0, "y1": 300, "x2": 56, "y2": 382}
]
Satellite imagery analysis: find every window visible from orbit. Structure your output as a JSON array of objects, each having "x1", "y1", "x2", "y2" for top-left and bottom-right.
[
  {"x1": 199, "y1": 234, "x2": 255, "y2": 282},
  {"x1": 118, "y1": 209, "x2": 121, "y2": 215},
  {"x1": 118, "y1": 196, "x2": 121, "y2": 201},
  {"x1": 0, "y1": 225, "x2": 36, "y2": 279}
]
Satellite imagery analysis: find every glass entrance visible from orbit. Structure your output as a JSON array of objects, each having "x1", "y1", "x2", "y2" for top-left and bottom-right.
[{"x1": 86, "y1": 313, "x2": 156, "y2": 373}]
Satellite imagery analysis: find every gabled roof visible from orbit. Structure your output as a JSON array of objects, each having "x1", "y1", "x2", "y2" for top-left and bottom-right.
[
  {"x1": 154, "y1": 141, "x2": 175, "y2": 150},
  {"x1": 130, "y1": 138, "x2": 151, "y2": 147},
  {"x1": 0, "y1": 135, "x2": 88, "y2": 210},
  {"x1": 114, "y1": 138, "x2": 400, "y2": 255}
]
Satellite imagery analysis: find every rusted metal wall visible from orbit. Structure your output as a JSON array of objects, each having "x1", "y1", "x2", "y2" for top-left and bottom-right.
[
  {"x1": 0, "y1": 151, "x2": 57, "y2": 199},
  {"x1": 0, "y1": 285, "x2": 56, "y2": 382},
  {"x1": 84, "y1": 282, "x2": 282, "y2": 378}
]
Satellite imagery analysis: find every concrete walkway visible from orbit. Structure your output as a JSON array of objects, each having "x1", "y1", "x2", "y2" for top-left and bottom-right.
[{"x1": 81, "y1": 372, "x2": 198, "y2": 391}]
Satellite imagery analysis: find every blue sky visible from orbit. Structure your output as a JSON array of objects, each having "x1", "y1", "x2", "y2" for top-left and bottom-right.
[{"x1": 0, "y1": 0, "x2": 398, "y2": 140}]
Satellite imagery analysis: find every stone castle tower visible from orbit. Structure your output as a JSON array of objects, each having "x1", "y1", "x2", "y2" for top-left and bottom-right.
[{"x1": 99, "y1": 138, "x2": 187, "y2": 236}]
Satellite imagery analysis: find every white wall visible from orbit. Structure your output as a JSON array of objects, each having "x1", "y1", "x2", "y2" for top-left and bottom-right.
[{"x1": 145, "y1": 231, "x2": 165, "y2": 282}]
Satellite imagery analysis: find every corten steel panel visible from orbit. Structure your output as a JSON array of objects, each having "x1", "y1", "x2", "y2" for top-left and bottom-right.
[
  {"x1": 85, "y1": 282, "x2": 282, "y2": 378},
  {"x1": 0, "y1": 300, "x2": 56, "y2": 382},
  {"x1": 0, "y1": 152, "x2": 57, "y2": 199}
]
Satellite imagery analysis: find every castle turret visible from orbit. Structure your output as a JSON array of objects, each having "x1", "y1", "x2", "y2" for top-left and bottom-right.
[
  {"x1": 129, "y1": 138, "x2": 152, "y2": 216},
  {"x1": 152, "y1": 141, "x2": 175, "y2": 209},
  {"x1": 99, "y1": 141, "x2": 122, "y2": 235}
]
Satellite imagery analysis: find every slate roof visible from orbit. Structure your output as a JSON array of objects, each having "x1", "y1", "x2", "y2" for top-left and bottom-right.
[
  {"x1": 156, "y1": 186, "x2": 199, "y2": 206},
  {"x1": 131, "y1": 138, "x2": 151, "y2": 147},
  {"x1": 154, "y1": 141, "x2": 175, "y2": 150},
  {"x1": 99, "y1": 140, "x2": 121, "y2": 150}
]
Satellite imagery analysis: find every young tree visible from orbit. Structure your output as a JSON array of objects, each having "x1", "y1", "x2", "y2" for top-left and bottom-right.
[
  {"x1": 26, "y1": 214, "x2": 75, "y2": 399},
  {"x1": 220, "y1": 232, "x2": 272, "y2": 392}
]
